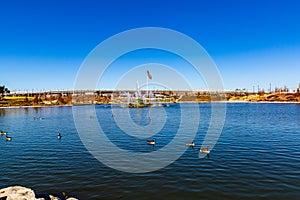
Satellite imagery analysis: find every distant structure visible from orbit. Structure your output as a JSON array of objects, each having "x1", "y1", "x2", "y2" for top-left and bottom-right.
[{"x1": 275, "y1": 86, "x2": 289, "y2": 93}]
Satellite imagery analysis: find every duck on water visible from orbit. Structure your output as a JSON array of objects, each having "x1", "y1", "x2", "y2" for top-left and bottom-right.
[
  {"x1": 1, "y1": 130, "x2": 7, "y2": 136},
  {"x1": 186, "y1": 141, "x2": 195, "y2": 147},
  {"x1": 200, "y1": 147, "x2": 210, "y2": 155},
  {"x1": 5, "y1": 135, "x2": 12, "y2": 141},
  {"x1": 147, "y1": 139, "x2": 155, "y2": 146}
]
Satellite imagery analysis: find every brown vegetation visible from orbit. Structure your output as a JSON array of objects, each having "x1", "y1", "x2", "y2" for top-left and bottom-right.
[{"x1": 1, "y1": 91, "x2": 299, "y2": 108}]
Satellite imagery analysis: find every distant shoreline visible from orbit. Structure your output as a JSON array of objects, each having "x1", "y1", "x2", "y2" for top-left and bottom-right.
[
  {"x1": 1, "y1": 101, "x2": 299, "y2": 109},
  {"x1": 1, "y1": 91, "x2": 299, "y2": 108}
]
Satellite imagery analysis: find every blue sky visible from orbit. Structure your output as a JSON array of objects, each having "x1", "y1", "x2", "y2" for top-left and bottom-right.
[{"x1": 0, "y1": 0, "x2": 299, "y2": 92}]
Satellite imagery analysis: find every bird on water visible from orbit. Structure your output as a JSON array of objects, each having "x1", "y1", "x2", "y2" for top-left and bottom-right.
[
  {"x1": 6, "y1": 135, "x2": 12, "y2": 141},
  {"x1": 1, "y1": 130, "x2": 7, "y2": 136},
  {"x1": 147, "y1": 139, "x2": 155, "y2": 146},
  {"x1": 186, "y1": 141, "x2": 195, "y2": 147},
  {"x1": 200, "y1": 147, "x2": 210, "y2": 155}
]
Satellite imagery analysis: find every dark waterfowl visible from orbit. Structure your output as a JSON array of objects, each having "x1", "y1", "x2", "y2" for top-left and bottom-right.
[{"x1": 57, "y1": 133, "x2": 62, "y2": 140}]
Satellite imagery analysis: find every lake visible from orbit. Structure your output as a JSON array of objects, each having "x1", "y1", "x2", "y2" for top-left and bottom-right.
[{"x1": 1, "y1": 103, "x2": 300, "y2": 199}]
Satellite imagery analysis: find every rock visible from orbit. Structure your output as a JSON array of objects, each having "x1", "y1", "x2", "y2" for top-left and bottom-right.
[
  {"x1": 48, "y1": 195, "x2": 78, "y2": 200},
  {"x1": 0, "y1": 186, "x2": 36, "y2": 200},
  {"x1": 0, "y1": 186, "x2": 78, "y2": 200},
  {"x1": 49, "y1": 195, "x2": 61, "y2": 200}
]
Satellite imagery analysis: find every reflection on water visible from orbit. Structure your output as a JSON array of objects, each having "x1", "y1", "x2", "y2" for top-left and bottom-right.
[
  {"x1": 130, "y1": 107, "x2": 151, "y2": 126},
  {"x1": 0, "y1": 106, "x2": 45, "y2": 116},
  {"x1": 0, "y1": 108, "x2": 5, "y2": 116},
  {"x1": 0, "y1": 103, "x2": 300, "y2": 199}
]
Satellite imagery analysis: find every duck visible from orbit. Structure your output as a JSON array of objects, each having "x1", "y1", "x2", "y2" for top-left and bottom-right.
[
  {"x1": 6, "y1": 135, "x2": 12, "y2": 141},
  {"x1": 57, "y1": 133, "x2": 62, "y2": 140},
  {"x1": 147, "y1": 139, "x2": 155, "y2": 146},
  {"x1": 34, "y1": 117, "x2": 43, "y2": 120},
  {"x1": 1, "y1": 131, "x2": 7, "y2": 136},
  {"x1": 186, "y1": 141, "x2": 195, "y2": 147},
  {"x1": 200, "y1": 147, "x2": 210, "y2": 155}
]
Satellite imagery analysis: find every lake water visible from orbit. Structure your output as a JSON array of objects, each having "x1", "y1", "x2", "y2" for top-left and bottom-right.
[{"x1": 1, "y1": 103, "x2": 300, "y2": 199}]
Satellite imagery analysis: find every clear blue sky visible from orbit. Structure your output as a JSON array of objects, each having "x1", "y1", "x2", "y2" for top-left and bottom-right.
[{"x1": 0, "y1": 0, "x2": 299, "y2": 92}]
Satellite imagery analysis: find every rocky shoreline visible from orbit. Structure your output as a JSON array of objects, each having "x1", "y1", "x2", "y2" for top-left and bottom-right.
[{"x1": 0, "y1": 186, "x2": 78, "y2": 200}]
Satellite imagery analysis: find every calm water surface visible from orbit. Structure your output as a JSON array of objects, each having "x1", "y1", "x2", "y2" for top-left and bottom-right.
[{"x1": 0, "y1": 103, "x2": 300, "y2": 199}]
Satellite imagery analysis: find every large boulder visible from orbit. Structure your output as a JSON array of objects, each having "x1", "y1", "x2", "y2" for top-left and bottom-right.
[
  {"x1": 0, "y1": 186, "x2": 78, "y2": 200},
  {"x1": 0, "y1": 186, "x2": 38, "y2": 200}
]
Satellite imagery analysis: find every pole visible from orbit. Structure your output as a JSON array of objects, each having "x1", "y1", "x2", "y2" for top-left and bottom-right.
[{"x1": 147, "y1": 74, "x2": 148, "y2": 98}]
